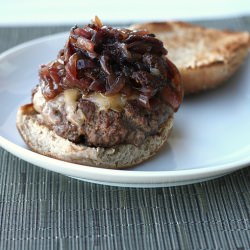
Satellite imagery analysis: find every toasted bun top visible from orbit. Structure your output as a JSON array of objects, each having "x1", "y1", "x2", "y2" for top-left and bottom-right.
[
  {"x1": 130, "y1": 21, "x2": 250, "y2": 70},
  {"x1": 130, "y1": 21, "x2": 250, "y2": 94}
]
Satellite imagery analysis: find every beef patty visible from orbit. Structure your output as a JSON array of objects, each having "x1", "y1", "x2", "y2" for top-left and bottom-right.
[{"x1": 34, "y1": 89, "x2": 171, "y2": 147}]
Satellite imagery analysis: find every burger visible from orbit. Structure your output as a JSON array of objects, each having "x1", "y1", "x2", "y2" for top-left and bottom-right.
[{"x1": 16, "y1": 17, "x2": 183, "y2": 169}]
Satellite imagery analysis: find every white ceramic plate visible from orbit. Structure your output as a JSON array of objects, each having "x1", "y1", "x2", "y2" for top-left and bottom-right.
[{"x1": 0, "y1": 32, "x2": 250, "y2": 187}]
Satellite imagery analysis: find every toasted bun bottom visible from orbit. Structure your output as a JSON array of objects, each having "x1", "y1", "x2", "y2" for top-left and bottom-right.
[{"x1": 16, "y1": 105, "x2": 173, "y2": 169}]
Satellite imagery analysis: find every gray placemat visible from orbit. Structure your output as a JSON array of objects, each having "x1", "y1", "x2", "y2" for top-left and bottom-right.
[{"x1": 0, "y1": 16, "x2": 250, "y2": 250}]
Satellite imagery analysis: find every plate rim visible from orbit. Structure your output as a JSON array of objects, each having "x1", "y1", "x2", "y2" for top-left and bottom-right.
[
  {"x1": 1, "y1": 134, "x2": 250, "y2": 185},
  {"x1": 0, "y1": 31, "x2": 250, "y2": 187}
]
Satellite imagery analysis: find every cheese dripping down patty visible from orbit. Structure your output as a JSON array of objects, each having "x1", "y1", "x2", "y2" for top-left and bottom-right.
[{"x1": 33, "y1": 88, "x2": 137, "y2": 127}]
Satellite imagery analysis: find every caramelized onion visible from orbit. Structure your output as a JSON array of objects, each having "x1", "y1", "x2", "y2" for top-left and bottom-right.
[
  {"x1": 40, "y1": 65, "x2": 50, "y2": 78},
  {"x1": 38, "y1": 18, "x2": 182, "y2": 111},
  {"x1": 63, "y1": 38, "x2": 73, "y2": 63},
  {"x1": 48, "y1": 67, "x2": 60, "y2": 84},
  {"x1": 89, "y1": 79, "x2": 105, "y2": 92},
  {"x1": 100, "y1": 55, "x2": 111, "y2": 75},
  {"x1": 92, "y1": 16, "x2": 103, "y2": 28},
  {"x1": 77, "y1": 59, "x2": 96, "y2": 70},
  {"x1": 117, "y1": 43, "x2": 131, "y2": 58},
  {"x1": 65, "y1": 65, "x2": 91, "y2": 89},
  {"x1": 106, "y1": 75, "x2": 125, "y2": 95},
  {"x1": 138, "y1": 94, "x2": 150, "y2": 108},
  {"x1": 73, "y1": 28, "x2": 92, "y2": 39},
  {"x1": 76, "y1": 37, "x2": 95, "y2": 52},
  {"x1": 67, "y1": 53, "x2": 78, "y2": 78},
  {"x1": 140, "y1": 86, "x2": 157, "y2": 97}
]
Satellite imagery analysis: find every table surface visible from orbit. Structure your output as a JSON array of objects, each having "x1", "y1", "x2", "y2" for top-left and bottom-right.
[{"x1": 0, "y1": 16, "x2": 250, "y2": 249}]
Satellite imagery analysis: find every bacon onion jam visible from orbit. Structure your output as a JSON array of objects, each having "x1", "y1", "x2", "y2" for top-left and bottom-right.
[{"x1": 32, "y1": 17, "x2": 183, "y2": 147}]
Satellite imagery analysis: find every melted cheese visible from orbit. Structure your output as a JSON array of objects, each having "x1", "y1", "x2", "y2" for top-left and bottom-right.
[
  {"x1": 64, "y1": 89, "x2": 79, "y2": 116},
  {"x1": 64, "y1": 89, "x2": 86, "y2": 126},
  {"x1": 33, "y1": 87, "x2": 136, "y2": 129},
  {"x1": 83, "y1": 92, "x2": 127, "y2": 112}
]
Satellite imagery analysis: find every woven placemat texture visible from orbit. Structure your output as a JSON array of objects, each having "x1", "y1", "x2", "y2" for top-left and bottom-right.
[{"x1": 0, "y1": 16, "x2": 250, "y2": 250}]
